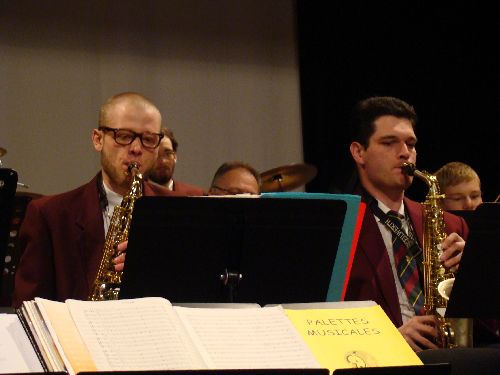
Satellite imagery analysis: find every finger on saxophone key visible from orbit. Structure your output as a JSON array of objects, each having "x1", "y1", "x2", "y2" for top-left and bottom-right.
[{"x1": 113, "y1": 240, "x2": 128, "y2": 272}]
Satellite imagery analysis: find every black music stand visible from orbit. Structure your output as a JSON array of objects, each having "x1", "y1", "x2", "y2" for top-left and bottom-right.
[
  {"x1": 446, "y1": 203, "x2": 500, "y2": 318},
  {"x1": 0, "y1": 168, "x2": 18, "y2": 298},
  {"x1": 120, "y1": 196, "x2": 352, "y2": 305}
]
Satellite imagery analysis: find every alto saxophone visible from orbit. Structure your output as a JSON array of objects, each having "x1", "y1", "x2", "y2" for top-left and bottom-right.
[
  {"x1": 89, "y1": 162, "x2": 143, "y2": 301},
  {"x1": 402, "y1": 162, "x2": 472, "y2": 348}
]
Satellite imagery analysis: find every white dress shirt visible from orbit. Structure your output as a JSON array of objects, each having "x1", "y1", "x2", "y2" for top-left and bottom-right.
[{"x1": 373, "y1": 200, "x2": 416, "y2": 324}]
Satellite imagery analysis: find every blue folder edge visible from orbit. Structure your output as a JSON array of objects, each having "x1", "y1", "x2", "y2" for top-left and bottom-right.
[{"x1": 261, "y1": 192, "x2": 361, "y2": 302}]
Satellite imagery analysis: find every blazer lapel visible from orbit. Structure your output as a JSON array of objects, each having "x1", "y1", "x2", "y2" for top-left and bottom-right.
[
  {"x1": 358, "y1": 211, "x2": 402, "y2": 324},
  {"x1": 75, "y1": 176, "x2": 105, "y2": 291}
]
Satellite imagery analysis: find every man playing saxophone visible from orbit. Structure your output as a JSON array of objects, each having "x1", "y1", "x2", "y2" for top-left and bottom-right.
[
  {"x1": 12, "y1": 92, "x2": 184, "y2": 307},
  {"x1": 344, "y1": 96, "x2": 468, "y2": 352}
]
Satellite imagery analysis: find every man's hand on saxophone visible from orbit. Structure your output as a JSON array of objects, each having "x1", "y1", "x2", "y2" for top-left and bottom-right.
[
  {"x1": 397, "y1": 230, "x2": 466, "y2": 352},
  {"x1": 398, "y1": 315, "x2": 440, "y2": 352},
  {"x1": 440, "y1": 232, "x2": 466, "y2": 272},
  {"x1": 113, "y1": 241, "x2": 128, "y2": 272},
  {"x1": 393, "y1": 194, "x2": 467, "y2": 350}
]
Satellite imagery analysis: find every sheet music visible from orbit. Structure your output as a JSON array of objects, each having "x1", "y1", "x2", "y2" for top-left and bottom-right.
[
  {"x1": 174, "y1": 305, "x2": 320, "y2": 369},
  {"x1": 35, "y1": 298, "x2": 97, "y2": 375},
  {"x1": 0, "y1": 314, "x2": 44, "y2": 373},
  {"x1": 65, "y1": 297, "x2": 206, "y2": 370},
  {"x1": 23, "y1": 300, "x2": 65, "y2": 371}
]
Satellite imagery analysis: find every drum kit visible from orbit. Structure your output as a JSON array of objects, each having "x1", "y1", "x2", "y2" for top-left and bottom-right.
[{"x1": 260, "y1": 163, "x2": 317, "y2": 192}]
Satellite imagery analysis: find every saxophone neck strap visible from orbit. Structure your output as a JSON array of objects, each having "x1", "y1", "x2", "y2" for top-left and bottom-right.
[
  {"x1": 365, "y1": 194, "x2": 422, "y2": 258},
  {"x1": 97, "y1": 172, "x2": 108, "y2": 211}
]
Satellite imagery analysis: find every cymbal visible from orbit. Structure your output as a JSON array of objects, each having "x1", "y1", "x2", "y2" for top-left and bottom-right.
[
  {"x1": 260, "y1": 163, "x2": 317, "y2": 192},
  {"x1": 0, "y1": 147, "x2": 6, "y2": 157}
]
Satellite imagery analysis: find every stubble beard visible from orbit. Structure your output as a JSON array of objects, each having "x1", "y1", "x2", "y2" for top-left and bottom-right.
[
  {"x1": 149, "y1": 168, "x2": 171, "y2": 185},
  {"x1": 149, "y1": 163, "x2": 174, "y2": 185},
  {"x1": 101, "y1": 150, "x2": 130, "y2": 193}
]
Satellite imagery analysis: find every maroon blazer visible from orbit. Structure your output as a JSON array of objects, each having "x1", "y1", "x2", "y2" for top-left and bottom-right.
[
  {"x1": 173, "y1": 179, "x2": 206, "y2": 196},
  {"x1": 12, "y1": 174, "x2": 180, "y2": 307},
  {"x1": 345, "y1": 197, "x2": 469, "y2": 327}
]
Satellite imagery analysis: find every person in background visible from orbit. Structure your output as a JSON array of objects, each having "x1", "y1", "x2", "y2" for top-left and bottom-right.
[
  {"x1": 148, "y1": 127, "x2": 205, "y2": 195},
  {"x1": 434, "y1": 162, "x2": 483, "y2": 211},
  {"x1": 344, "y1": 96, "x2": 468, "y2": 352},
  {"x1": 435, "y1": 161, "x2": 499, "y2": 346},
  {"x1": 208, "y1": 161, "x2": 260, "y2": 195},
  {"x1": 12, "y1": 92, "x2": 182, "y2": 307}
]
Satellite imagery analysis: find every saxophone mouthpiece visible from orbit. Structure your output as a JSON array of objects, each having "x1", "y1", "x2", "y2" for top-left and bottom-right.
[
  {"x1": 402, "y1": 162, "x2": 416, "y2": 176},
  {"x1": 126, "y1": 162, "x2": 140, "y2": 175}
]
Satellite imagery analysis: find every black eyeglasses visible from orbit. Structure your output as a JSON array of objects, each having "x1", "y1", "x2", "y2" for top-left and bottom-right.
[
  {"x1": 159, "y1": 149, "x2": 176, "y2": 160},
  {"x1": 99, "y1": 126, "x2": 164, "y2": 149}
]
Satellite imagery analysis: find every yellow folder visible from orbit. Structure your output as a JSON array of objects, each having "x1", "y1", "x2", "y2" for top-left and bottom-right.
[{"x1": 285, "y1": 305, "x2": 422, "y2": 372}]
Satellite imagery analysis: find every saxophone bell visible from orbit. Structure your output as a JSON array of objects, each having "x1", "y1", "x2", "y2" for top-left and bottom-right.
[{"x1": 437, "y1": 278, "x2": 455, "y2": 301}]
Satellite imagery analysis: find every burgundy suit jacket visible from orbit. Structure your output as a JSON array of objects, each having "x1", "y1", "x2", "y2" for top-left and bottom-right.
[
  {"x1": 345, "y1": 196, "x2": 469, "y2": 328},
  {"x1": 173, "y1": 179, "x2": 206, "y2": 196},
  {"x1": 12, "y1": 174, "x2": 181, "y2": 307}
]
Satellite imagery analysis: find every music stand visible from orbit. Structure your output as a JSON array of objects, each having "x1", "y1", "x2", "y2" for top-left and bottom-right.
[
  {"x1": 0, "y1": 168, "x2": 18, "y2": 298},
  {"x1": 446, "y1": 203, "x2": 500, "y2": 318},
  {"x1": 120, "y1": 195, "x2": 356, "y2": 305}
]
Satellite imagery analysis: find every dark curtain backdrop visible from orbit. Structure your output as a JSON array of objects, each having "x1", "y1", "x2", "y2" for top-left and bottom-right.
[{"x1": 297, "y1": 1, "x2": 499, "y2": 202}]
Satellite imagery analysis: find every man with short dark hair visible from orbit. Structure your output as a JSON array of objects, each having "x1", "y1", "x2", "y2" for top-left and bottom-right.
[
  {"x1": 345, "y1": 96, "x2": 468, "y2": 351},
  {"x1": 148, "y1": 127, "x2": 205, "y2": 195}
]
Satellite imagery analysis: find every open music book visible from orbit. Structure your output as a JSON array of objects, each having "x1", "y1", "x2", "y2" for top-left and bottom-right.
[
  {"x1": 17, "y1": 297, "x2": 321, "y2": 375},
  {"x1": 15, "y1": 297, "x2": 423, "y2": 375}
]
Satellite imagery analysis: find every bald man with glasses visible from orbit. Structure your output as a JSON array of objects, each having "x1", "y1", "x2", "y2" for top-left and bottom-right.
[
  {"x1": 12, "y1": 92, "x2": 190, "y2": 307},
  {"x1": 208, "y1": 161, "x2": 261, "y2": 196}
]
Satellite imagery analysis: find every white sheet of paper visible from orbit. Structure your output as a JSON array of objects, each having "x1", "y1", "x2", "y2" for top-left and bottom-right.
[
  {"x1": 174, "y1": 305, "x2": 320, "y2": 369},
  {"x1": 65, "y1": 298, "x2": 206, "y2": 371},
  {"x1": 0, "y1": 314, "x2": 44, "y2": 373}
]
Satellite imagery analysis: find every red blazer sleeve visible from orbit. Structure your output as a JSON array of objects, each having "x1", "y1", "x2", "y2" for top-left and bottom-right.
[{"x1": 12, "y1": 197, "x2": 55, "y2": 307}]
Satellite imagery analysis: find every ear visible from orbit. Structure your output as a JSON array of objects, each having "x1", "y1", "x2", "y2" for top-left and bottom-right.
[
  {"x1": 92, "y1": 129, "x2": 104, "y2": 151},
  {"x1": 350, "y1": 142, "x2": 366, "y2": 166}
]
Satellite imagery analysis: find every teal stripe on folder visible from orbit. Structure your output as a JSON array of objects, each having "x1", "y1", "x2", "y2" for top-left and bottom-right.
[{"x1": 261, "y1": 192, "x2": 361, "y2": 301}]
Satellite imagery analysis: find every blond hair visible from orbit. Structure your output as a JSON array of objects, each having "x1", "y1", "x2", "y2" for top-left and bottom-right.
[{"x1": 435, "y1": 162, "x2": 481, "y2": 190}]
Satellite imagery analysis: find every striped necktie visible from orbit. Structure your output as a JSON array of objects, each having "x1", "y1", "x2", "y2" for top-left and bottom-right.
[{"x1": 387, "y1": 210, "x2": 424, "y2": 315}]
